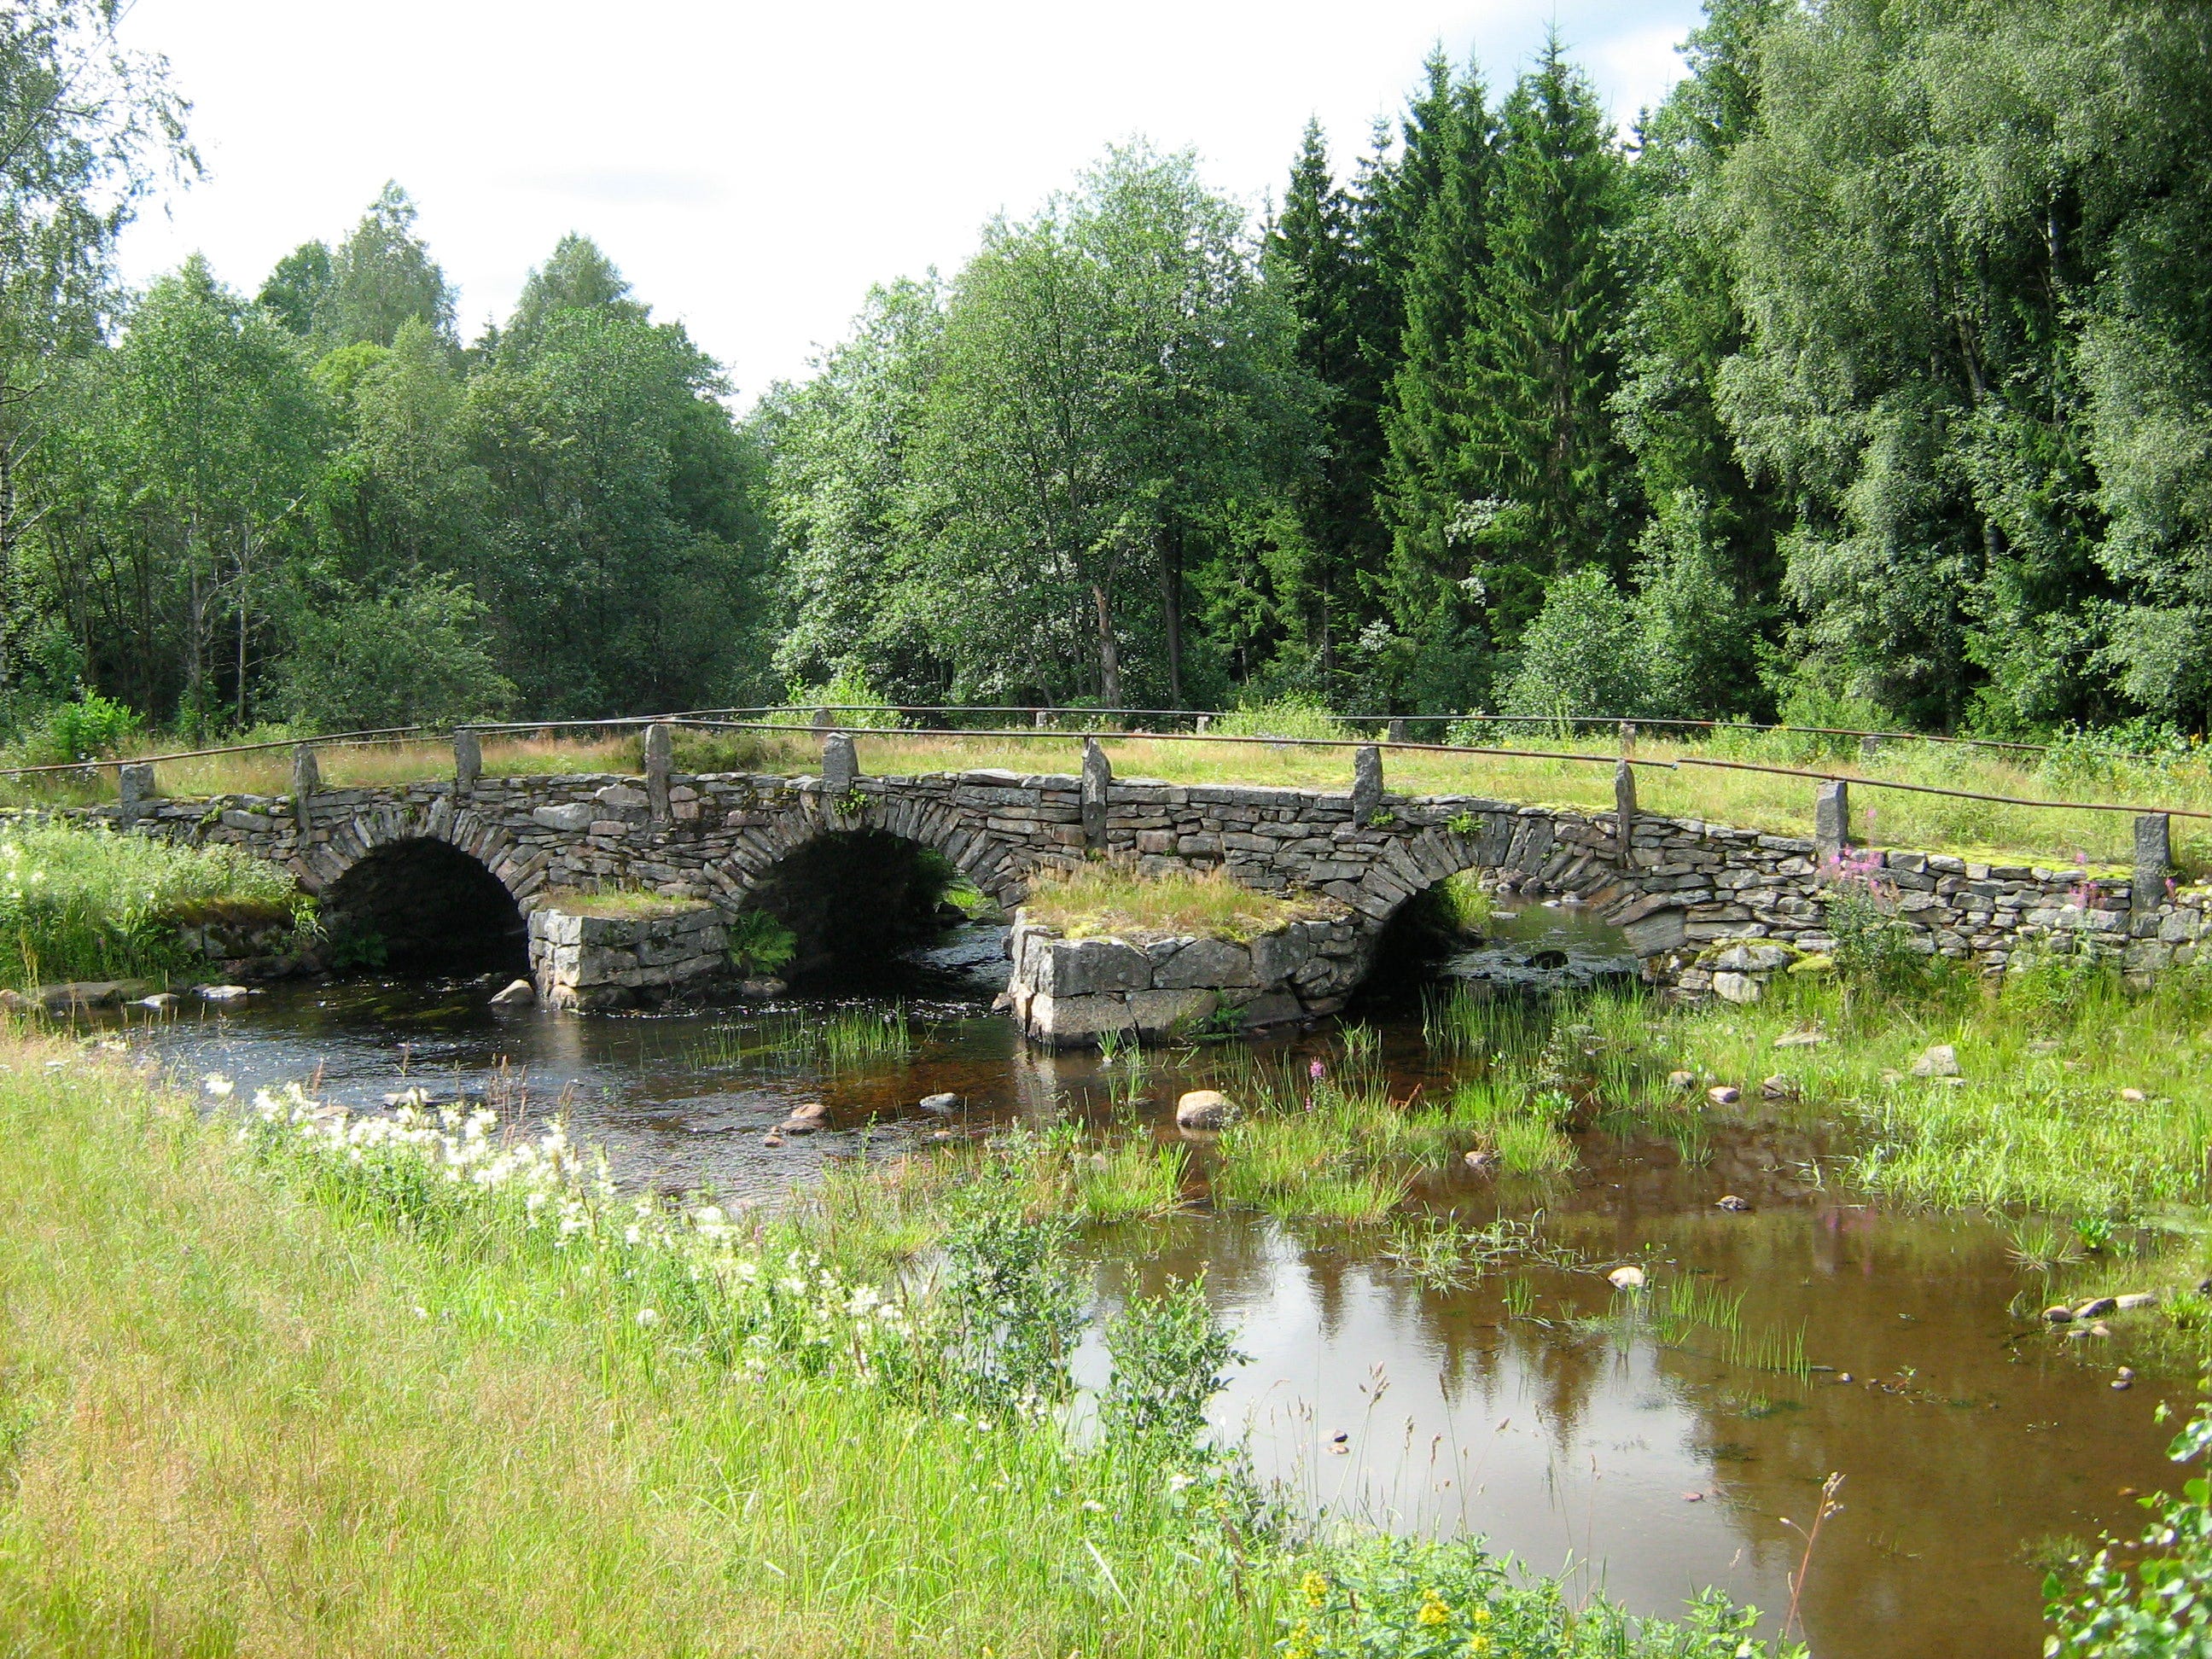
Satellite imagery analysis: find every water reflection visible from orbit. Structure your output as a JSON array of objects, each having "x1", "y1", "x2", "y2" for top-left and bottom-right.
[{"x1": 131, "y1": 972, "x2": 2179, "y2": 1659}]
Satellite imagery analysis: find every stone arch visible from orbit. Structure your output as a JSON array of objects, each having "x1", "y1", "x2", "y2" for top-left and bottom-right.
[
  {"x1": 705, "y1": 789, "x2": 1036, "y2": 913},
  {"x1": 296, "y1": 797, "x2": 541, "y2": 913},
  {"x1": 1347, "y1": 812, "x2": 1688, "y2": 964}
]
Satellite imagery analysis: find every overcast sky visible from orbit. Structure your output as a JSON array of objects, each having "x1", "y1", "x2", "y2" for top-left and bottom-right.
[{"x1": 114, "y1": 1, "x2": 1702, "y2": 405}]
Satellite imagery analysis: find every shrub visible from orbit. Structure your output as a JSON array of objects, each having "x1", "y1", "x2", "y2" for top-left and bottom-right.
[
  {"x1": 1821, "y1": 849, "x2": 1930, "y2": 997},
  {"x1": 1499, "y1": 567, "x2": 1645, "y2": 732},
  {"x1": 1212, "y1": 696, "x2": 1351, "y2": 742},
  {"x1": 2046, "y1": 1398, "x2": 2212, "y2": 1657},
  {"x1": 1099, "y1": 1273, "x2": 1245, "y2": 1463},
  {"x1": 37, "y1": 693, "x2": 141, "y2": 765},
  {"x1": 726, "y1": 910, "x2": 796, "y2": 975},
  {"x1": 783, "y1": 667, "x2": 902, "y2": 729}
]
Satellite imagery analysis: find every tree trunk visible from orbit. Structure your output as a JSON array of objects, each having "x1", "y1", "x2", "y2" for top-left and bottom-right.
[
  {"x1": 1158, "y1": 521, "x2": 1184, "y2": 708},
  {"x1": 1091, "y1": 581, "x2": 1122, "y2": 711}
]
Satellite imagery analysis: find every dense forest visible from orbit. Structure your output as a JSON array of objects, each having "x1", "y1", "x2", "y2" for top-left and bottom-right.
[{"x1": 5, "y1": 0, "x2": 2212, "y2": 750}]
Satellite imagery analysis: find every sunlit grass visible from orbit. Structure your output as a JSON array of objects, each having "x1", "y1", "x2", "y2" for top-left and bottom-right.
[
  {"x1": 1025, "y1": 861, "x2": 1312, "y2": 940},
  {"x1": 1073, "y1": 1139, "x2": 1190, "y2": 1224}
]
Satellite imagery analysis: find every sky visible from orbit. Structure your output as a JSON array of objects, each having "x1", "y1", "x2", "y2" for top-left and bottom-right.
[{"x1": 113, "y1": 0, "x2": 1703, "y2": 405}]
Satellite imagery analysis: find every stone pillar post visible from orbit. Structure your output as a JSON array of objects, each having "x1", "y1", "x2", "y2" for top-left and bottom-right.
[
  {"x1": 1615, "y1": 760, "x2": 1639, "y2": 867},
  {"x1": 118, "y1": 762, "x2": 155, "y2": 830},
  {"x1": 812, "y1": 707, "x2": 833, "y2": 732},
  {"x1": 1814, "y1": 778, "x2": 1850, "y2": 862},
  {"x1": 1034, "y1": 707, "x2": 1050, "y2": 728},
  {"x1": 1080, "y1": 736, "x2": 1111, "y2": 850},
  {"x1": 291, "y1": 744, "x2": 320, "y2": 832},
  {"x1": 822, "y1": 730, "x2": 858, "y2": 795},
  {"x1": 1385, "y1": 717, "x2": 1406, "y2": 744},
  {"x1": 643, "y1": 723, "x2": 673, "y2": 824},
  {"x1": 1351, "y1": 744, "x2": 1383, "y2": 823},
  {"x1": 2134, "y1": 812, "x2": 2174, "y2": 913},
  {"x1": 1195, "y1": 713, "x2": 1211, "y2": 733},
  {"x1": 454, "y1": 728, "x2": 481, "y2": 795},
  {"x1": 1620, "y1": 721, "x2": 1637, "y2": 758}
]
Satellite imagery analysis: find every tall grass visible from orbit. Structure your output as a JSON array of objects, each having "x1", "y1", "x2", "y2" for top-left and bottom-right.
[
  {"x1": 690, "y1": 1005, "x2": 915, "y2": 1074},
  {"x1": 0, "y1": 821, "x2": 303, "y2": 989}
]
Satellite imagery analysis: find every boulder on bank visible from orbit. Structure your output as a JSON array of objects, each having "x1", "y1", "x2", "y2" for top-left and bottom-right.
[
  {"x1": 1908, "y1": 1044, "x2": 1960, "y2": 1078},
  {"x1": 1175, "y1": 1089, "x2": 1235, "y2": 1131}
]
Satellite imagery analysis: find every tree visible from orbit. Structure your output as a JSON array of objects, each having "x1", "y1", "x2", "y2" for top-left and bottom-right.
[
  {"x1": 0, "y1": 0, "x2": 193, "y2": 701},
  {"x1": 501, "y1": 232, "x2": 645, "y2": 359},
  {"x1": 256, "y1": 240, "x2": 331, "y2": 336},
  {"x1": 318, "y1": 182, "x2": 454, "y2": 349},
  {"x1": 271, "y1": 571, "x2": 513, "y2": 731}
]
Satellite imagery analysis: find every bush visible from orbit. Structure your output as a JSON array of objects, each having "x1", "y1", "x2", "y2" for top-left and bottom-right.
[
  {"x1": 726, "y1": 910, "x2": 796, "y2": 976},
  {"x1": 273, "y1": 574, "x2": 516, "y2": 732},
  {"x1": 1499, "y1": 567, "x2": 1644, "y2": 732},
  {"x1": 783, "y1": 667, "x2": 902, "y2": 729},
  {"x1": 1099, "y1": 1274, "x2": 1245, "y2": 1462},
  {"x1": 36, "y1": 693, "x2": 141, "y2": 765},
  {"x1": 1822, "y1": 850, "x2": 1931, "y2": 997},
  {"x1": 1212, "y1": 696, "x2": 1352, "y2": 742},
  {"x1": 2046, "y1": 1398, "x2": 2212, "y2": 1657}
]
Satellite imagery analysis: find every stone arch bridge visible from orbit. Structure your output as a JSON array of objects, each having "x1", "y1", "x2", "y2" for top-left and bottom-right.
[{"x1": 75, "y1": 733, "x2": 2191, "y2": 1024}]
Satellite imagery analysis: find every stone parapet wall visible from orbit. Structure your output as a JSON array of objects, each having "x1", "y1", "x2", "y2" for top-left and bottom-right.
[{"x1": 1004, "y1": 909, "x2": 1371, "y2": 1048}]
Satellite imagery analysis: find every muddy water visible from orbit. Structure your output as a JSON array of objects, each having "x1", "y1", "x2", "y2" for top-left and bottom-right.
[{"x1": 129, "y1": 929, "x2": 2183, "y2": 1659}]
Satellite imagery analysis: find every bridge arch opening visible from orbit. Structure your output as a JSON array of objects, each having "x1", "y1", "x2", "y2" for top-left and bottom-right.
[
  {"x1": 1362, "y1": 870, "x2": 1641, "y2": 1001},
  {"x1": 740, "y1": 829, "x2": 983, "y2": 988},
  {"x1": 320, "y1": 838, "x2": 528, "y2": 977}
]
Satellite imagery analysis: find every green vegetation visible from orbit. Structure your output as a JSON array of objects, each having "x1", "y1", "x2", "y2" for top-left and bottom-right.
[
  {"x1": 691, "y1": 1004, "x2": 915, "y2": 1074},
  {"x1": 725, "y1": 908, "x2": 799, "y2": 976},
  {"x1": 1026, "y1": 860, "x2": 1313, "y2": 941},
  {"x1": 2046, "y1": 1397, "x2": 2212, "y2": 1658},
  {"x1": 0, "y1": 1034, "x2": 1801, "y2": 1656},
  {"x1": 538, "y1": 885, "x2": 709, "y2": 921},
  {"x1": 0, "y1": 820, "x2": 304, "y2": 988}
]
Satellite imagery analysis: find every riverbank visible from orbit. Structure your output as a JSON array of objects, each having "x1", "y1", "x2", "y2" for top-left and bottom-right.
[{"x1": 0, "y1": 1027, "x2": 1800, "y2": 1658}]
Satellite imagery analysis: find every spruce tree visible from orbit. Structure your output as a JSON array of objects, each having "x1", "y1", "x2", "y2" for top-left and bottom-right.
[{"x1": 1458, "y1": 40, "x2": 1633, "y2": 629}]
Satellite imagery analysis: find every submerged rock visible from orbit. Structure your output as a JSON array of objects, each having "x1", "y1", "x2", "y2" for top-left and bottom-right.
[
  {"x1": 917, "y1": 1092, "x2": 960, "y2": 1116},
  {"x1": 1707, "y1": 1085, "x2": 1741, "y2": 1105},
  {"x1": 1760, "y1": 1074, "x2": 1798, "y2": 1101},
  {"x1": 1607, "y1": 1266, "x2": 1647, "y2": 1291},
  {"x1": 1715, "y1": 1194, "x2": 1752, "y2": 1212},
  {"x1": 1668, "y1": 1069, "x2": 1697, "y2": 1092},
  {"x1": 197, "y1": 984, "x2": 253, "y2": 1003},
  {"x1": 1773, "y1": 1027, "x2": 1827, "y2": 1049},
  {"x1": 488, "y1": 978, "x2": 535, "y2": 1007},
  {"x1": 1175, "y1": 1089, "x2": 1235, "y2": 1131},
  {"x1": 778, "y1": 1102, "x2": 828, "y2": 1136}
]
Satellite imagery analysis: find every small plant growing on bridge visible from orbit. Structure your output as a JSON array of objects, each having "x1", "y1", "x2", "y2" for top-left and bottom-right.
[{"x1": 726, "y1": 909, "x2": 796, "y2": 976}]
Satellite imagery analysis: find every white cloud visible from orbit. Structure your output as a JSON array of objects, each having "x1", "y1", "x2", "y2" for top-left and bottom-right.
[{"x1": 114, "y1": 0, "x2": 1699, "y2": 403}]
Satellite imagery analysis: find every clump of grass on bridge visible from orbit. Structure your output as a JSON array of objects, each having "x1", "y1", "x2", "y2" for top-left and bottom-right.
[
  {"x1": 1027, "y1": 860, "x2": 1312, "y2": 940},
  {"x1": 0, "y1": 1032, "x2": 1801, "y2": 1658},
  {"x1": 0, "y1": 819, "x2": 302, "y2": 989}
]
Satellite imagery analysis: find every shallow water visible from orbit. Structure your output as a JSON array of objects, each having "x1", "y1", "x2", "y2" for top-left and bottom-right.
[{"x1": 125, "y1": 933, "x2": 2185, "y2": 1659}]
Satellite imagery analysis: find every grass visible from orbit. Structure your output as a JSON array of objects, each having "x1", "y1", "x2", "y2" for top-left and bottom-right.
[
  {"x1": 0, "y1": 820, "x2": 305, "y2": 990},
  {"x1": 1026, "y1": 860, "x2": 1314, "y2": 941},
  {"x1": 690, "y1": 1005, "x2": 916, "y2": 1074},
  {"x1": 11, "y1": 717, "x2": 2205, "y2": 872},
  {"x1": 0, "y1": 1031, "x2": 1801, "y2": 1658},
  {"x1": 538, "y1": 884, "x2": 713, "y2": 920}
]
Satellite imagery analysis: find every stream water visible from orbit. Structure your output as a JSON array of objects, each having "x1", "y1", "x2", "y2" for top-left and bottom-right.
[{"x1": 114, "y1": 911, "x2": 2185, "y2": 1659}]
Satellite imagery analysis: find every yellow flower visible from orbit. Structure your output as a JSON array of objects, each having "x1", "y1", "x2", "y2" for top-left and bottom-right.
[
  {"x1": 1285, "y1": 1615, "x2": 1316, "y2": 1659},
  {"x1": 1417, "y1": 1586, "x2": 1452, "y2": 1627},
  {"x1": 1464, "y1": 1638, "x2": 1492, "y2": 1657},
  {"x1": 1301, "y1": 1571, "x2": 1329, "y2": 1609},
  {"x1": 1469, "y1": 1604, "x2": 1491, "y2": 1623}
]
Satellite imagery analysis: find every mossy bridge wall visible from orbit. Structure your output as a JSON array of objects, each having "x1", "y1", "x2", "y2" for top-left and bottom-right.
[{"x1": 64, "y1": 748, "x2": 2211, "y2": 1004}]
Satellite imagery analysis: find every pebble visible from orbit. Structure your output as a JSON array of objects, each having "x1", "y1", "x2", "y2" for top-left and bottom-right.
[
  {"x1": 918, "y1": 1092, "x2": 960, "y2": 1116},
  {"x1": 1668, "y1": 1069, "x2": 1697, "y2": 1092},
  {"x1": 761, "y1": 1132, "x2": 785, "y2": 1148},
  {"x1": 1760, "y1": 1074, "x2": 1797, "y2": 1101},
  {"x1": 2044, "y1": 1305, "x2": 2075, "y2": 1324},
  {"x1": 1607, "y1": 1266, "x2": 1647, "y2": 1291},
  {"x1": 2075, "y1": 1297, "x2": 2118, "y2": 1319},
  {"x1": 1773, "y1": 1027, "x2": 1826, "y2": 1049},
  {"x1": 1837, "y1": 1372, "x2": 1853, "y2": 1383},
  {"x1": 1707, "y1": 1086, "x2": 1741, "y2": 1106},
  {"x1": 1716, "y1": 1194, "x2": 1751, "y2": 1212},
  {"x1": 2112, "y1": 1377, "x2": 2133, "y2": 1390},
  {"x1": 196, "y1": 984, "x2": 252, "y2": 1002},
  {"x1": 2120, "y1": 1087, "x2": 2147, "y2": 1103},
  {"x1": 1464, "y1": 1149, "x2": 1496, "y2": 1172},
  {"x1": 2116, "y1": 1366, "x2": 2136, "y2": 1382},
  {"x1": 1909, "y1": 1044, "x2": 1961, "y2": 1079},
  {"x1": 2090, "y1": 1321, "x2": 2113, "y2": 1337}
]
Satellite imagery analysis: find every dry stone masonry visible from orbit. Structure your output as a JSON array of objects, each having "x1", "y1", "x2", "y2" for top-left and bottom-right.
[{"x1": 48, "y1": 728, "x2": 2211, "y2": 1016}]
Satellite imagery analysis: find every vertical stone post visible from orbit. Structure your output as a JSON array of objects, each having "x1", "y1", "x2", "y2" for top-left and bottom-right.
[
  {"x1": 1351, "y1": 744, "x2": 1383, "y2": 824},
  {"x1": 453, "y1": 728, "x2": 481, "y2": 795},
  {"x1": 117, "y1": 762, "x2": 155, "y2": 830},
  {"x1": 643, "y1": 723, "x2": 673, "y2": 824},
  {"x1": 291, "y1": 744, "x2": 320, "y2": 833},
  {"x1": 1619, "y1": 721, "x2": 1637, "y2": 759},
  {"x1": 1859, "y1": 733, "x2": 1883, "y2": 760},
  {"x1": 1195, "y1": 713, "x2": 1211, "y2": 733},
  {"x1": 2134, "y1": 812, "x2": 2174, "y2": 914},
  {"x1": 1080, "y1": 736, "x2": 1111, "y2": 850},
  {"x1": 1814, "y1": 778, "x2": 1850, "y2": 862},
  {"x1": 812, "y1": 706, "x2": 834, "y2": 732},
  {"x1": 1614, "y1": 760, "x2": 1639, "y2": 867},
  {"x1": 822, "y1": 730, "x2": 858, "y2": 795},
  {"x1": 1385, "y1": 717, "x2": 1406, "y2": 745},
  {"x1": 1033, "y1": 707, "x2": 1050, "y2": 728}
]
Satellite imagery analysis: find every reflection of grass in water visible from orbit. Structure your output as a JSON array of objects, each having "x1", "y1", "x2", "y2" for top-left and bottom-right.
[
  {"x1": 688, "y1": 1006, "x2": 913, "y2": 1074},
  {"x1": 1382, "y1": 1214, "x2": 1590, "y2": 1289}
]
